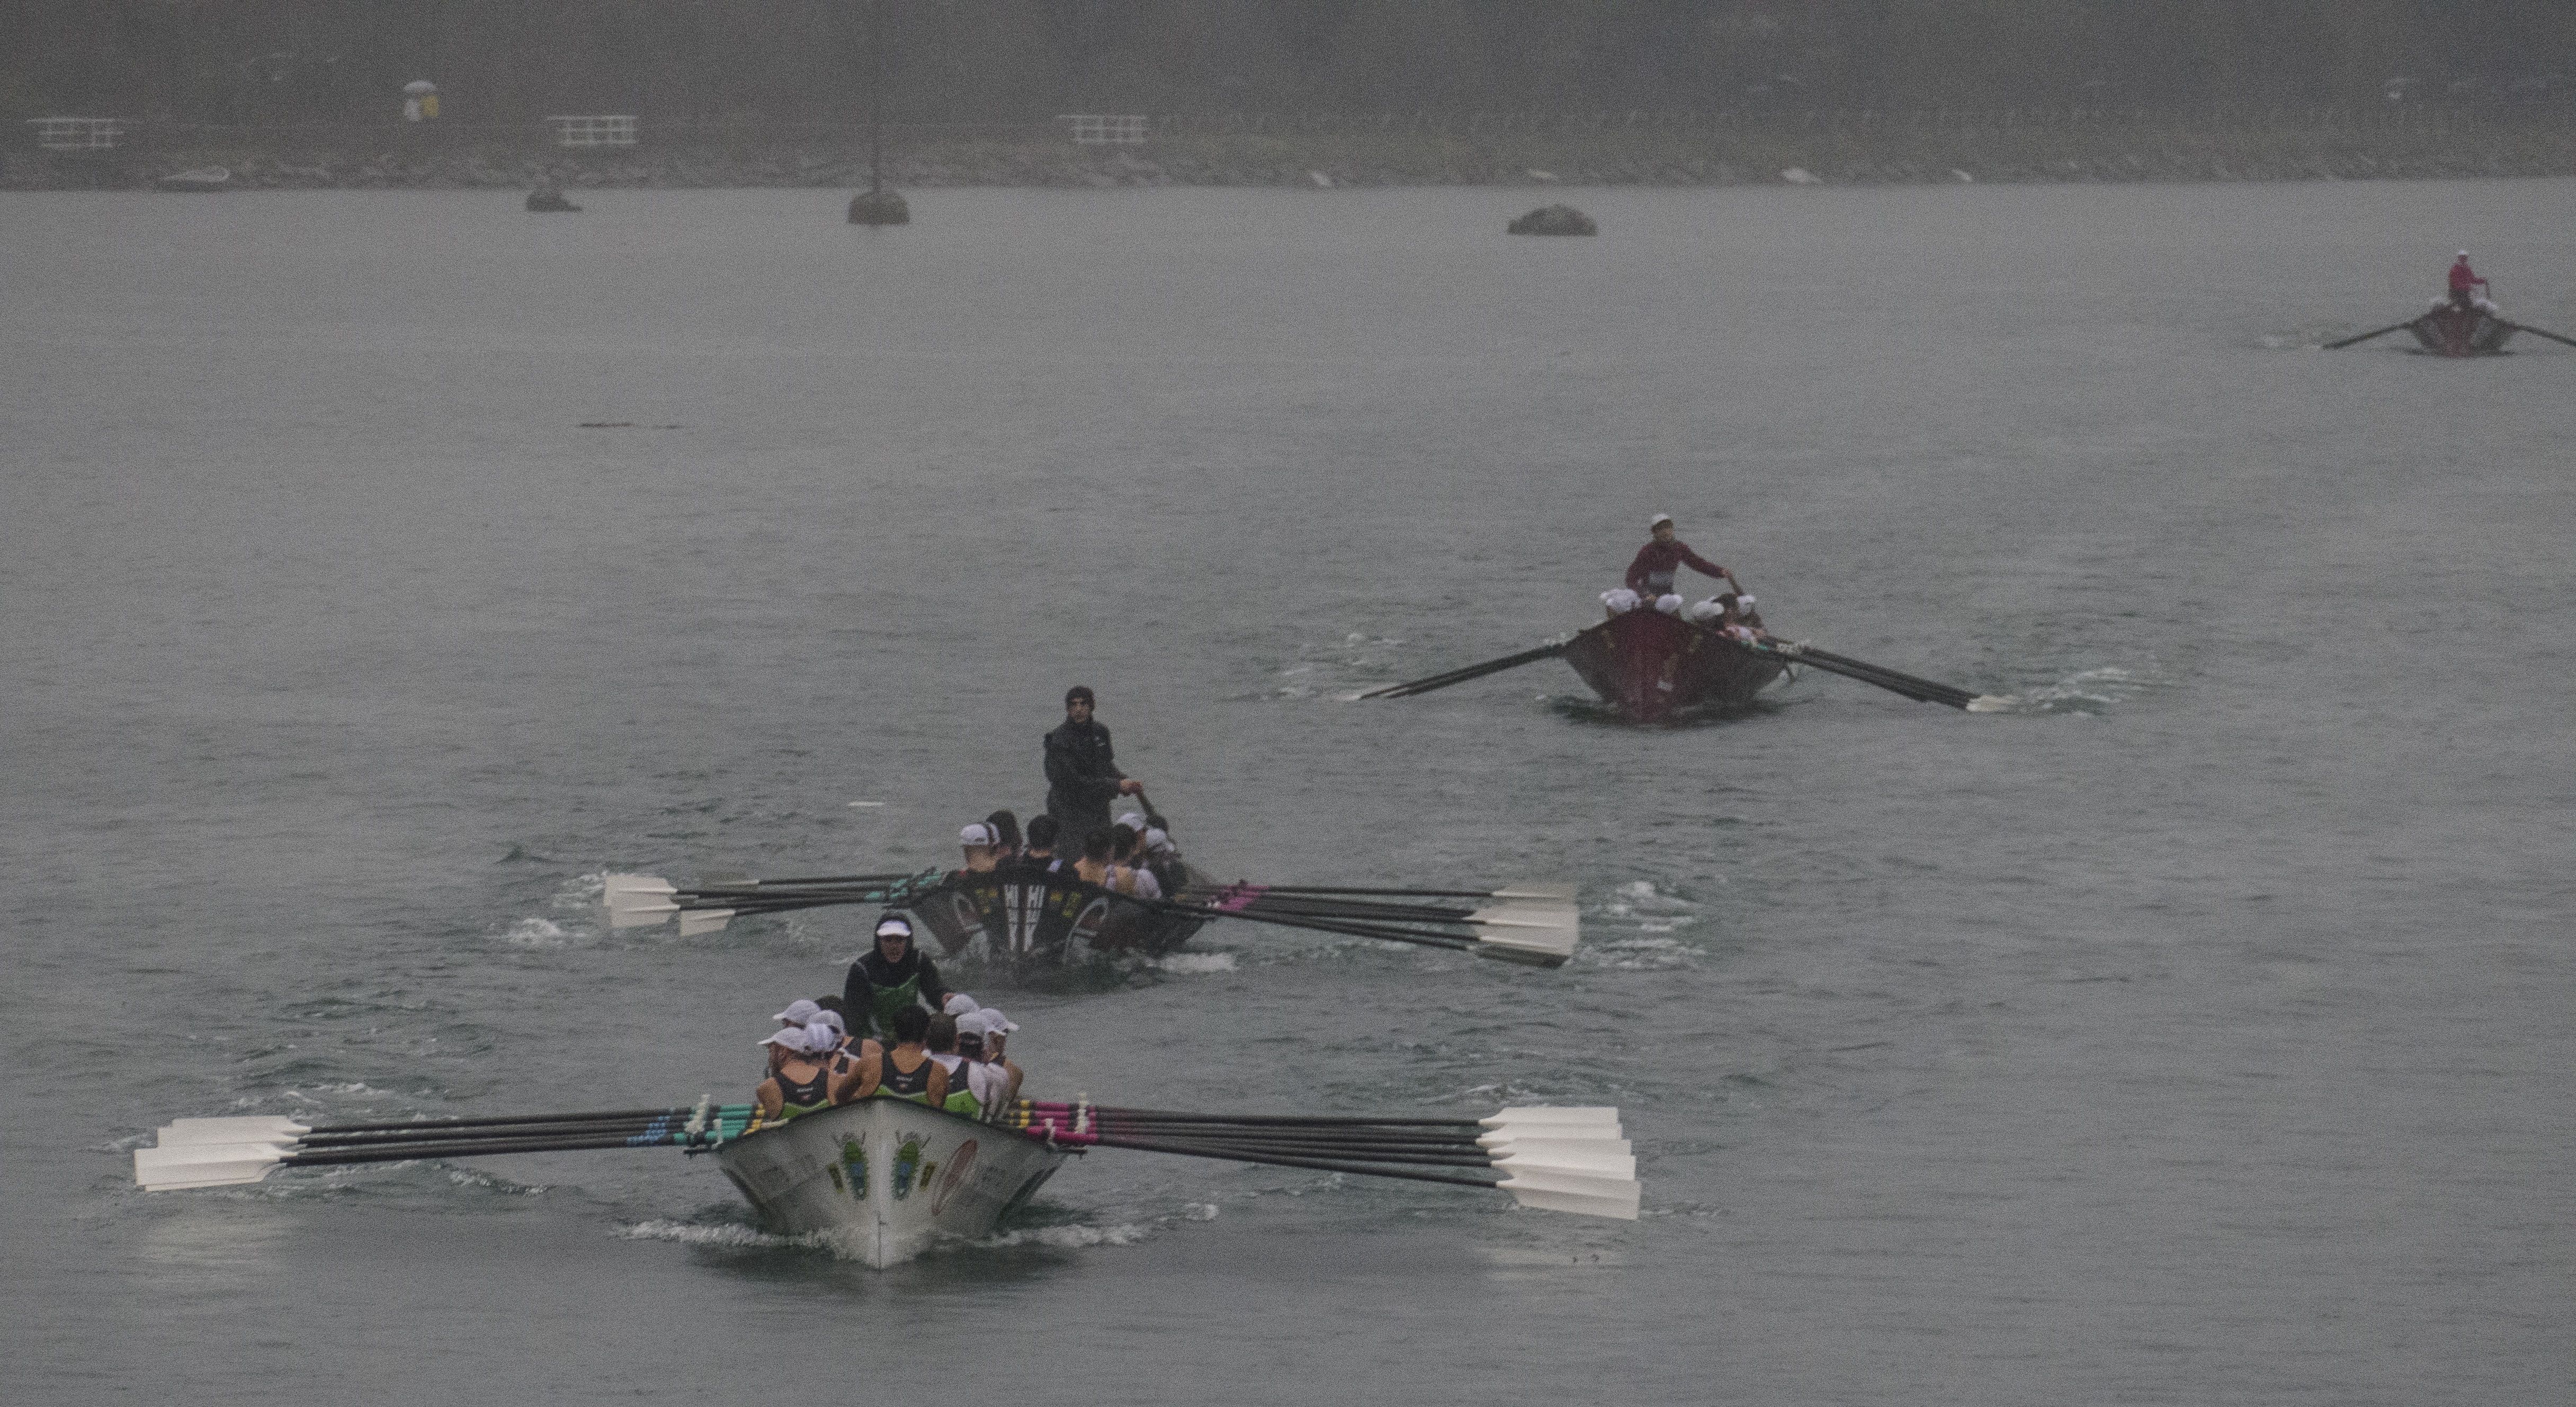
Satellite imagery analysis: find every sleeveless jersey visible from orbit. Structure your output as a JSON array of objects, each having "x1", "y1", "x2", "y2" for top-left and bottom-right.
[
  {"x1": 772, "y1": 1059, "x2": 832, "y2": 1117},
  {"x1": 879, "y1": 1049, "x2": 936, "y2": 1103}
]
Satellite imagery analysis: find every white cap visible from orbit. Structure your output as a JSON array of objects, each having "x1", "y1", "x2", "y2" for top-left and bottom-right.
[
  {"x1": 960, "y1": 822, "x2": 998, "y2": 847},
  {"x1": 874, "y1": 915, "x2": 914, "y2": 939},
  {"x1": 803, "y1": 1020, "x2": 843, "y2": 1050},
  {"x1": 1111, "y1": 812, "x2": 1146, "y2": 834},
  {"x1": 943, "y1": 993, "x2": 980, "y2": 1017},
  {"x1": 772, "y1": 998, "x2": 824, "y2": 1027},
  {"x1": 1654, "y1": 593, "x2": 1684, "y2": 615},
  {"x1": 759, "y1": 1025, "x2": 818, "y2": 1053},
  {"x1": 1649, "y1": 512, "x2": 1674, "y2": 528},
  {"x1": 954, "y1": 1010, "x2": 993, "y2": 1040},
  {"x1": 1600, "y1": 587, "x2": 1641, "y2": 615},
  {"x1": 1735, "y1": 594, "x2": 1754, "y2": 609},
  {"x1": 812, "y1": 1009, "x2": 848, "y2": 1038},
  {"x1": 1144, "y1": 827, "x2": 1174, "y2": 856},
  {"x1": 1685, "y1": 599, "x2": 1723, "y2": 624},
  {"x1": 976, "y1": 1007, "x2": 1020, "y2": 1034},
  {"x1": 2458, "y1": 250, "x2": 2470, "y2": 258}
]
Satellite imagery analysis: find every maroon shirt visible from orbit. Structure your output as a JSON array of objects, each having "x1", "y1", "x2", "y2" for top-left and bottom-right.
[{"x1": 1625, "y1": 539, "x2": 1728, "y2": 594}]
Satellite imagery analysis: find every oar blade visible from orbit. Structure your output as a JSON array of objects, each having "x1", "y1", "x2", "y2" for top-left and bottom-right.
[
  {"x1": 675, "y1": 907, "x2": 735, "y2": 938},
  {"x1": 1489, "y1": 881, "x2": 1576, "y2": 902},
  {"x1": 1467, "y1": 898, "x2": 1581, "y2": 966},
  {"x1": 1495, "y1": 1146, "x2": 1638, "y2": 1179},
  {"x1": 134, "y1": 1141, "x2": 290, "y2": 1191},
  {"x1": 1481, "y1": 1106, "x2": 1622, "y2": 1134},
  {"x1": 603, "y1": 873, "x2": 678, "y2": 928},
  {"x1": 160, "y1": 1116, "x2": 309, "y2": 1146},
  {"x1": 1499, "y1": 1174, "x2": 1641, "y2": 1221}
]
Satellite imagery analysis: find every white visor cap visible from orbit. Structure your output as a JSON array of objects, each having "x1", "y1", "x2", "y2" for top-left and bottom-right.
[
  {"x1": 976, "y1": 1007, "x2": 1020, "y2": 1034},
  {"x1": 1601, "y1": 587, "x2": 1641, "y2": 615},
  {"x1": 1649, "y1": 512, "x2": 1675, "y2": 529},
  {"x1": 760, "y1": 1025, "x2": 817, "y2": 1053},
  {"x1": 1654, "y1": 593, "x2": 1684, "y2": 615},
  {"x1": 960, "y1": 822, "x2": 998, "y2": 847},
  {"x1": 773, "y1": 998, "x2": 824, "y2": 1027},
  {"x1": 943, "y1": 993, "x2": 980, "y2": 1017},
  {"x1": 875, "y1": 915, "x2": 914, "y2": 939}
]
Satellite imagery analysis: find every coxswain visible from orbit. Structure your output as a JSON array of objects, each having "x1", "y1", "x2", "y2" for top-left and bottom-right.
[
  {"x1": 1625, "y1": 513, "x2": 1738, "y2": 599},
  {"x1": 2447, "y1": 251, "x2": 2493, "y2": 311},
  {"x1": 873, "y1": 1006, "x2": 948, "y2": 1107},
  {"x1": 1043, "y1": 686, "x2": 1144, "y2": 848},
  {"x1": 843, "y1": 913, "x2": 949, "y2": 1043},
  {"x1": 754, "y1": 1023, "x2": 837, "y2": 1121}
]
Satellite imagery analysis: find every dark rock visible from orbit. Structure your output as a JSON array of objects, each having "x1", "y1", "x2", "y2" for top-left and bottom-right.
[
  {"x1": 847, "y1": 188, "x2": 910, "y2": 225},
  {"x1": 1508, "y1": 203, "x2": 1597, "y2": 236},
  {"x1": 525, "y1": 185, "x2": 582, "y2": 212}
]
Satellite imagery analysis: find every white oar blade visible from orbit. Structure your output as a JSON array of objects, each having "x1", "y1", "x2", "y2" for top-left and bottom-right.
[
  {"x1": 1965, "y1": 694, "x2": 2014, "y2": 713},
  {"x1": 1468, "y1": 899, "x2": 1580, "y2": 965},
  {"x1": 675, "y1": 907, "x2": 735, "y2": 938},
  {"x1": 1490, "y1": 881, "x2": 1576, "y2": 902},
  {"x1": 1495, "y1": 1147, "x2": 1638, "y2": 1179},
  {"x1": 603, "y1": 874, "x2": 678, "y2": 927},
  {"x1": 135, "y1": 1142, "x2": 290, "y2": 1191},
  {"x1": 1482, "y1": 1106, "x2": 1621, "y2": 1133},
  {"x1": 1499, "y1": 1176, "x2": 1641, "y2": 1221},
  {"x1": 160, "y1": 1116, "x2": 308, "y2": 1146},
  {"x1": 1478, "y1": 1126, "x2": 1627, "y2": 1151},
  {"x1": 1494, "y1": 1139, "x2": 1628, "y2": 1170}
]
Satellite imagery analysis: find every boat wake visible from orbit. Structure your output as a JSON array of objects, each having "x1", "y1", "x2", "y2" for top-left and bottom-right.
[
  {"x1": 1591, "y1": 880, "x2": 1705, "y2": 970},
  {"x1": 1979, "y1": 663, "x2": 2156, "y2": 715}
]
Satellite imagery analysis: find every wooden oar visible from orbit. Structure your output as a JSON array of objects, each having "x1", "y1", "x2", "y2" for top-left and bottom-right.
[
  {"x1": 2324, "y1": 319, "x2": 2417, "y2": 350},
  {"x1": 1355, "y1": 639, "x2": 1569, "y2": 699},
  {"x1": 2508, "y1": 321, "x2": 2576, "y2": 350}
]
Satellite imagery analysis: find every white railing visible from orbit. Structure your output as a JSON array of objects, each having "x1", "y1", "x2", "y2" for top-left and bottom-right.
[
  {"x1": 544, "y1": 115, "x2": 639, "y2": 148},
  {"x1": 1058, "y1": 114, "x2": 1148, "y2": 146},
  {"x1": 29, "y1": 117, "x2": 127, "y2": 150}
]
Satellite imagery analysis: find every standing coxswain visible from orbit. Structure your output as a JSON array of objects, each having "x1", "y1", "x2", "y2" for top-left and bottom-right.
[
  {"x1": 1624, "y1": 513, "x2": 1738, "y2": 600},
  {"x1": 1044, "y1": 685, "x2": 1145, "y2": 849}
]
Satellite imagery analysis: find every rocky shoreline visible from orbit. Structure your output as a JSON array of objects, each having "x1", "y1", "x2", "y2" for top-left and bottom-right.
[{"x1": 11, "y1": 115, "x2": 2574, "y2": 191}]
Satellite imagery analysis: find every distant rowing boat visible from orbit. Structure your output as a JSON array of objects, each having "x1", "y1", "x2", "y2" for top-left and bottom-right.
[
  {"x1": 154, "y1": 166, "x2": 231, "y2": 192},
  {"x1": 1560, "y1": 609, "x2": 1786, "y2": 722},
  {"x1": 914, "y1": 860, "x2": 1210, "y2": 961},
  {"x1": 2407, "y1": 305, "x2": 2516, "y2": 357}
]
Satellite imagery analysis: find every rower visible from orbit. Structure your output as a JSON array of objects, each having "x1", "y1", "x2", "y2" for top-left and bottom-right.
[
  {"x1": 874, "y1": 1006, "x2": 948, "y2": 1107},
  {"x1": 843, "y1": 913, "x2": 950, "y2": 1043},
  {"x1": 1105, "y1": 816, "x2": 1162, "y2": 900},
  {"x1": 985, "y1": 809, "x2": 1024, "y2": 859},
  {"x1": 1015, "y1": 815, "x2": 1064, "y2": 877},
  {"x1": 2447, "y1": 250, "x2": 2496, "y2": 312},
  {"x1": 952, "y1": 1011, "x2": 1023, "y2": 1115},
  {"x1": 1625, "y1": 513, "x2": 1738, "y2": 600},
  {"x1": 924, "y1": 1013, "x2": 1007, "y2": 1119},
  {"x1": 1044, "y1": 685, "x2": 1144, "y2": 849},
  {"x1": 755, "y1": 1023, "x2": 837, "y2": 1121},
  {"x1": 1071, "y1": 830, "x2": 1114, "y2": 887},
  {"x1": 958, "y1": 822, "x2": 1004, "y2": 874}
]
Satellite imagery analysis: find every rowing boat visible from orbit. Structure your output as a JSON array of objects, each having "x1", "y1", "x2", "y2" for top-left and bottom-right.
[
  {"x1": 913, "y1": 860, "x2": 1210, "y2": 961},
  {"x1": 713, "y1": 1097, "x2": 1072, "y2": 1268},
  {"x1": 1560, "y1": 610, "x2": 1786, "y2": 722},
  {"x1": 2408, "y1": 305, "x2": 2517, "y2": 357}
]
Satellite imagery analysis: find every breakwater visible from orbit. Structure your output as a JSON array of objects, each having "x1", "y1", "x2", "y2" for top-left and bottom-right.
[{"x1": 11, "y1": 108, "x2": 2574, "y2": 190}]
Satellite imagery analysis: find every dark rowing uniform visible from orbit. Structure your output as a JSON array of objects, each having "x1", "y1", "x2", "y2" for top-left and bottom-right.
[
  {"x1": 843, "y1": 948, "x2": 948, "y2": 1042},
  {"x1": 879, "y1": 1049, "x2": 937, "y2": 1105},
  {"x1": 771, "y1": 1061, "x2": 833, "y2": 1117},
  {"x1": 1624, "y1": 539, "x2": 1729, "y2": 596},
  {"x1": 1043, "y1": 716, "x2": 1126, "y2": 845}
]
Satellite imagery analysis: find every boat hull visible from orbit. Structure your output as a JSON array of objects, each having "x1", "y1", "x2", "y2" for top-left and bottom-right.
[
  {"x1": 2409, "y1": 306, "x2": 2515, "y2": 356},
  {"x1": 915, "y1": 861, "x2": 1207, "y2": 962},
  {"x1": 1561, "y1": 611, "x2": 1785, "y2": 722},
  {"x1": 712, "y1": 1097, "x2": 1071, "y2": 1268}
]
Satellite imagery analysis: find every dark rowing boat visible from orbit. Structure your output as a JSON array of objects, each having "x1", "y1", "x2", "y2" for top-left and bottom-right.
[
  {"x1": 912, "y1": 860, "x2": 1210, "y2": 963},
  {"x1": 2408, "y1": 305, "x2": 2517, "y2": 357},
  {"x1": 1559, "y1": 609, "x2": 1785, "y2": 722}
]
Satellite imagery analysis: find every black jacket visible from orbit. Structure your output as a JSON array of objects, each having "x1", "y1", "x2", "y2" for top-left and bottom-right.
[{"x1": 1043, "y1": 718, "x2": 1125, "y2": 814}]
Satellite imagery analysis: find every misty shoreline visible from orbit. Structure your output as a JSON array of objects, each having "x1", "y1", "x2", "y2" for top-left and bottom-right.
[{"x1": 12, "y1": 113, "x2": 2574, "y2": 192}]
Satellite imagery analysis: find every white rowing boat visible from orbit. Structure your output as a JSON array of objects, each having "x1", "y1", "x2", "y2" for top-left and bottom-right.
[{"x1": 713, "y1": 1098, "x2": 1072, "y2": 1268}]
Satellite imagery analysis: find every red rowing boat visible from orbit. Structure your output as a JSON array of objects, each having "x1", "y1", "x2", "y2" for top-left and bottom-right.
[
  {"x1": 2408, "y1": 305, "x2": 2517, "y2": 357},
  {"x1": 1559, "y1": 610, "x2": 1785, "y2": 722}
]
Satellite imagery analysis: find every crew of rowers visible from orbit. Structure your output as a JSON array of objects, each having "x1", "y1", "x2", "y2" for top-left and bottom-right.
[
  {"x1": 952, "y1": 806, "x2": 1183, "y2": 904},
  {"x1": 1609, "y1": 512, "x2": 1772, "y2": 643},
  {"x1": 752, "y1": 913, "x2": 1028, "y2": 1124}
]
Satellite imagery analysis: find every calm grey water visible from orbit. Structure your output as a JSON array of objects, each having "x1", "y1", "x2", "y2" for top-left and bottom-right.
[{"x1": 6, "y1": 181, "x2": 2573, "y2": 1405}]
